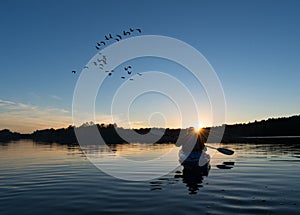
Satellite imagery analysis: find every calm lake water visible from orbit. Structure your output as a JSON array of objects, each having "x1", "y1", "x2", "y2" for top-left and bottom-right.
[{"x1": 1, "y1": 140, "x2": 300, "y2": 214}]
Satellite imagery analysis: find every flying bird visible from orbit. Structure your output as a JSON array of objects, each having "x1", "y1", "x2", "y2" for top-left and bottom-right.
[
  {"x1": 104, "y1": 34, "x2": 113, "y2": 40},
  {"x1": 127, "y1": 71, "x2": 132, "y2": 75},
  {"x1": 123, "y1": 31, "x2": 130, "y2": 36},
  {"x1": 121, "y1": 76, "x2": 125, "y2": 79},
  {"x1": 129, "y1": 78, "x2": 134, "y2": 81},
  {"x1": 137, "y1": 73, "x2": 142, "y2": 76},
  {"x1": 97, "y1": 41, "x2": 105, "y2": 46},
  {"x1": 72, "y1": 70, "x2": 76, "y2": 74},
  {"x1": 136, "y1": 28, "x2": 142, "y2": 33},
  {"x1": 95, "y1": 46, "x2": 100, "y2": 50},
  {"x1": 124, "y1": 66, "x2": 132, "y2": 71},
  {"x1": 93, "y1": 62, "x2": 97, "y2": 66},
  {"x1": 97, "y1": 58, "x2": 106, "y2": 64},
  {"x1": 129, "y1": 28, "x2": 134, "y2": 32},
  {"x1": 116, "y1": 35, "x2": 122, "y2": 39},
  {"x1": 83, "y1": 66, "x2": 89, "y2": 69},
  {"x1": 115, "y1": 38, "x2": 120, "y2": 42}
]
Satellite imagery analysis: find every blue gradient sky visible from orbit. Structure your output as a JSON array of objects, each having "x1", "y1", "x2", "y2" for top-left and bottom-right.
[{"x1": 0, "y1": 0, "x2": 299, "y2": 132}]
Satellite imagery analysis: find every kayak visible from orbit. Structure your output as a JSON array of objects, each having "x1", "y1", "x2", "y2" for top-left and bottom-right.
[{"x1": 179, "y1": 149, "x2": 211, "y2": 176}]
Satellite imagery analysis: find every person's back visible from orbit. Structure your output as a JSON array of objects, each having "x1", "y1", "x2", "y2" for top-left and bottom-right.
[
  {"x1": 180, "y1": 133, "x2": 206, "y2": 164},
  {"x1": 192, "y1": 134, "x2": 205, "y2": 152},
  {"x1": 181, "y1": 133, "x2": 205, "y2": 154}
]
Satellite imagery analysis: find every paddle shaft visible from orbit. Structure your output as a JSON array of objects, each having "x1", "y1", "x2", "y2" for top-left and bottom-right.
[{"x1": 206, "y1": 145, "x2": 234, "y2": 155}]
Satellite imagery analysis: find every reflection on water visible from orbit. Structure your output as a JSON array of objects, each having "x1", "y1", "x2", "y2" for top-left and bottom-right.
[
  {"x1": 80, "y1": 143, "x2": 181, "y2": 181},
  {"x1": 174, "y1": 165, "x2": 210, "y2": 195},
  {"x1": 0, "y1": 140, "x2": 300, "y2": 214},
  {"x1": 83, "y1": 143, "x2": 176, "y2": 161}
]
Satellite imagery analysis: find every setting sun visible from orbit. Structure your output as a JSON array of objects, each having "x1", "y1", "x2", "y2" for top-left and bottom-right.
[{"x1": 194, "y1": 123, "x2": 203, "y2": 132}]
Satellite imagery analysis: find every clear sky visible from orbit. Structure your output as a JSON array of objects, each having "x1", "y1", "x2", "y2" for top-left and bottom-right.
[{"x1": 0, "y1": 0, "x2": 299, "y2": 133}]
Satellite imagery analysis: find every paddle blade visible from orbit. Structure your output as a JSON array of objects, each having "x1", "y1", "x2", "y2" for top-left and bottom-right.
[
  {"x1": 223, "y1": 161, "x2": 235, "y2": 165},
  {"x1": 216, "y1": 164, "x2": 233, "y2": 169},
  {"x1": 217, "y1": 148, "x2": 234, "y2": 155}
]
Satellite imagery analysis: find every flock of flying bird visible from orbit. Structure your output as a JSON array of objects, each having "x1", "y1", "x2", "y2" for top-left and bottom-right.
[
  {"x1": 95, "y1": 28, "x2": 142, "y2": 50},
  {"x1": 72, "y1": 28, "x2": 143, "y2": 82},
  {"x1": 104, "y1": 65, "x2": 143, "y2": 81}
]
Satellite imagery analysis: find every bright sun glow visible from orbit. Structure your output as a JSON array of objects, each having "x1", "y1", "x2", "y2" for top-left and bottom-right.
[{"x1": 194, "y1": 123, "x2": 203, "y2": 132}]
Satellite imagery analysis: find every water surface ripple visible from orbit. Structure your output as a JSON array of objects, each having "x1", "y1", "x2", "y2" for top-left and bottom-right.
[{"x1": 0, "y1": 140, "x2": 299, "y2": 214}]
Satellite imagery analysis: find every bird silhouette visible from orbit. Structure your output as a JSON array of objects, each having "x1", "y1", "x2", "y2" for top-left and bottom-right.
[
  {"x1": 72, "y1": 70, "x2": 76, "y2": 74},
  {"x1": 116, "y1": 35, "x2": 122, "y2": 39},
  {"x1": 127, "y1": 71, "x2": 132, "y2": 75},
  {"x1": 137, "y1": 73, "x2": 142, "y2": 76},
  {"x1": 105, "y1": 34, "x2": 113, "y2": 40},
  {"x1": 115, "y1": 38, "x2": 120, "y2": 42},
  {"x1": 100, "y1": 41, "x2": 105, "y2": 46},
  {"x1": 93, "y1": 62, "x2": 97, "y2": 66},
  {"x1": 83, "y1": 66, "x2": 89, "y2": 69},
  {"x1": 129, "y1": 78, "x2": 134, "y2": 81},
  {"x1": 97, "y1": 58, "x2": 106, "y2": 64},
  {"x1": 95, "y1": 46, "x2": 100, "y2": 50},
  {"x1": 121, "y1": 76, "x2": 125, "y2": 79},
  {"x1": 136, "y1": 28, "x2": 142, "y2": 33},
  {"x1": 124, "y1": 66, "x2": 132, "y2": 71},
  {"x1": 105, "y1": 70, "x2": 110, "y2": 73},
  {"x1": 123, "y1": 31, "x2": 130, "y2": 36},
  {"x1": 108, "y1": 73, "x2": 112, "y2": 76},
  {"x1": 130, "y1": 28, "x2": 134, "y2": 32}
]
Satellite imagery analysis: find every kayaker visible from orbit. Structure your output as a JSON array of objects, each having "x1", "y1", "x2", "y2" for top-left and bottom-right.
[{"x1": 181, "y1": 132, "x2": 206, "y2": 156}]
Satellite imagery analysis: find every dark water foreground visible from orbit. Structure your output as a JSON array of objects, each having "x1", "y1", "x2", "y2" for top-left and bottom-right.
[{"x1": 0, "y1": 140, "x2": 300, "y2": 215}]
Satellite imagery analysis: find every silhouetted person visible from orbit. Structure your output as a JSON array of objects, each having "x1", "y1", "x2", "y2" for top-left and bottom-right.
[
  {"x1": 176, "y1": 132, "x2": 210, "y2": 194},
  {"x1": 181, "y1": 133, "x2": 206, "y2": 162},
  {"x1": 179, "y1": 132, "x2": 210, "y2": 175}
]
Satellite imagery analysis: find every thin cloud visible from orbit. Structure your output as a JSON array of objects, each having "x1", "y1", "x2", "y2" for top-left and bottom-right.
[
  {"x1": 0, "y1": 99, "x2": 16, "y2": 105},
  {"x1": 0, "y1": 98, "x2": 72, "y2": 133},
  {"x1": 50, "y1": 95, "x2": 63, "y2": 101}
]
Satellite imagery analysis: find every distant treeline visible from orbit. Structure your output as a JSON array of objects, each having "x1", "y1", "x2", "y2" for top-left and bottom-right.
[
  {"x1": 1, "y1": 115, "x2": 300, "y2": 144},
  {"x1": 220, "y1": 115, "x2": 300, "y2": 143}
]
